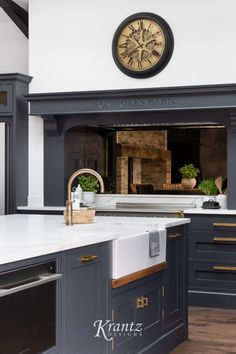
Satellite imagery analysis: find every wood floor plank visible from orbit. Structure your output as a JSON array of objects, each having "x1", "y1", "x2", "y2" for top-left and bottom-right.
[{"x1": 171, "y1": 306, "x2": 236, "y2": 354}]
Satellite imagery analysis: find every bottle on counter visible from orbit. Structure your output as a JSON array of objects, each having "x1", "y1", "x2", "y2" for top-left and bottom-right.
[
  {"x1": 71, "y1": 187, "x2": 80, "y2": 210},
  {"x1": 76, "y1": 184, "x2": 83, "y2": 202}
]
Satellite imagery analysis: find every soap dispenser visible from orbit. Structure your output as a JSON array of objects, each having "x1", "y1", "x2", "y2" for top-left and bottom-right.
[{"x1": 76, "y1": 184, "x2": 83, "y2": 201}]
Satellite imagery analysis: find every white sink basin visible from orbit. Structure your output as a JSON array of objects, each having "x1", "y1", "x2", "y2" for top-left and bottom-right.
[
  {"x1": 67, "y1": 217, "x2": 167, "y2": 279},
  {"x1": 112, "y1": 228, "x2": 166, "y2": 279}
]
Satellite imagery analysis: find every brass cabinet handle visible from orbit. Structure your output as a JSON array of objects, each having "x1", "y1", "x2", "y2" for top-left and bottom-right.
[
  {"x1": 168, "y1": 233, "x2": 181, "y2": 240},
  {"x1": 80, "y1": 255, "x2": 98, "y2": 263},
  {"x1": 213, "y1": 266, "x2": 236, "y2": 272},
  {"x1": 213, "y1": 223, "x2": 236, "y2": 228},
  {"x1": 136, "y1": 296, "x2": 149, "y2": 309},
  {"x1": 176, "y1": 211, "x2": 184, "y2": 218},
  {"x1": 213, "y1": 237, "x2": 236, "y2": 243},
  {"x1": 136, "y1": 297, "x2": 145, "y2": 309},
  {"x1": 143, "y1": 297, "x2": 149, "y2": 306}
]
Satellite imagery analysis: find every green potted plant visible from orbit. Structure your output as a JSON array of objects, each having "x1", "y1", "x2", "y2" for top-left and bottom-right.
[
  {"x1": 198, "y1": 179, "x2": 218, "y2": 198},
  {"x1": 78, "y1": 175, "x2": 99, "y2": 205},
  {"x1": 178, "y1": 164, "x2": 200, "y2": 189}
]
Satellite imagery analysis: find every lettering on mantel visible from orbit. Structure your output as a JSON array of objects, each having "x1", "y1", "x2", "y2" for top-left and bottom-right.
[{"x1": 95, "y1": 97, "x2": 175, "y2": 111}]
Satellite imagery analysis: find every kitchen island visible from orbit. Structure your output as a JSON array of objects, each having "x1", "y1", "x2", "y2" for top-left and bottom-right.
[{"x1": 0, "y1": 214, "x2": 189, "y2": 354}]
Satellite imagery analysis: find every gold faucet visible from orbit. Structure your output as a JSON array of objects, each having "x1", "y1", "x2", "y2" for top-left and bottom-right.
[{"x1": 65, "y1": 168, "x2": 105, "y2": 225}]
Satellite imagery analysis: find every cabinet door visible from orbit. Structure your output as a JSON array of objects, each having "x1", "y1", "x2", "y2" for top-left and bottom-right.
[
  {"x1": 164, "y1": 226, "x2": 184, "y2": 331},
  {"x1": 61, "y1": 242, "x2": 109, "y2": 354},
  {"x1": 139, "y1": 277, "x2": 163, "y2": 349},
  {"x1": 112, "y1": 274, "x2": 164, "y2": 354}
]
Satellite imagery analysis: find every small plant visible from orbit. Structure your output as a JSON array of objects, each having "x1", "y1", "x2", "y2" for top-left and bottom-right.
[
  {"x1": 78, "y1": 175, "x2": 99, "y2": 192},
  {"x1": 198, "y1": 179, "x2": 218, "y2": 195},
  {"x1": 178, "y1": 164, "x2": 200, "y2": 179}
]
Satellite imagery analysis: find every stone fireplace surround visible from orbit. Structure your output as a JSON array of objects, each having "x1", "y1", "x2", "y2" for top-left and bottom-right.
[{"x1": 25, "y1": 84, "x2": 236, "y2": 209}]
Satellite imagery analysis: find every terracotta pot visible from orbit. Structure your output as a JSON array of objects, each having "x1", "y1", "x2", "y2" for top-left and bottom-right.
[{"x1": 181, "y1": 178, "x2": 196, "y2": 189}]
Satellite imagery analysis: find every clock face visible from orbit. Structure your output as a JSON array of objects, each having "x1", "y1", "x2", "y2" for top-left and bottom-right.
[{"x1": 112, "y1": 13, "x2": 174, "y2": 78}]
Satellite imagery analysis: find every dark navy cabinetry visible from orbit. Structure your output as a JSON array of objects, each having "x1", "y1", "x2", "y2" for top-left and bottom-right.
[
  {"x1": 164, "y1": 226, "x2": 186, "y2": 332},
  {"x1": 0, "y1": 223, "x2": 188, "y2": 354},
  {"x1": 0, "y1": 73, "x2": 32, "y2": 213},
  {"x1": 187, "y1": 214, "x2": 236, "y2": 308},
  {"x1": 61, "y1": 242, "x2": 110, "y2": 354},
  {"x1": 112, "y1": 273, "x2": 164, "y2": 354},
  {"x1": 111, "y1": 225, "x2": 188, "y2": 354}
]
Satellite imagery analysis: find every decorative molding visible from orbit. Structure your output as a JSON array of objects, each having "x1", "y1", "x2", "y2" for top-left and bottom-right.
[
  {"x1": 26, "y1": 83, "x2": 236, "y2": 118},
  {"x1": 0, "y1": 73, "x2": 32, "y2": 84},
  {"x1": 42, "y1": 115, "x2": 60, "y2": 136}
]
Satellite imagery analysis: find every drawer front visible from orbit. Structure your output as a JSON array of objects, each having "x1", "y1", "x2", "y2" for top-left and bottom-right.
[
  {"x1": 189, "y1": 230, "x2": 236, "y2": 260},
  {"x1": 188, "y1": 215, "x2": 236, "y2": 232},
  {"x1": 214, "y1": 223, "x2": 236, "y2": 237},
  {"x1": 189, "y1": 261, "x2": 236, "y2": 292},
  {"x1": 64, "y1": 243, "x2": 108, "y2": 270}
]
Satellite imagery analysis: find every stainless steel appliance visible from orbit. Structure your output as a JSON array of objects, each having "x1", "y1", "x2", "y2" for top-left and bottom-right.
[{"x1": 0, "y1": 261, "x2": 62, "y2": 354}]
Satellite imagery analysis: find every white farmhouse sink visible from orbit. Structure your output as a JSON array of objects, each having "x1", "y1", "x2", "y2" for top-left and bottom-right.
[
  {"x1": 67, "y1": 217, "x2": 167, "y2": 279},
  {"x1": 112, "y1": 228, "x2": 166, "y2": 279}
]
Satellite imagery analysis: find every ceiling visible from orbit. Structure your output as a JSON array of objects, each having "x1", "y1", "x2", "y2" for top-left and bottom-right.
[{"x1": 0, "y1": 0, "x2": 28, "y2": 22}]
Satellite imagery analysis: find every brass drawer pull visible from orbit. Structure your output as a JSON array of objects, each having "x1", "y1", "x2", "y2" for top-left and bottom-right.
[
  {"x1": 80, "y1": 255, "x2": 98, "y2": 263},
  {"x1": 213, "y1": 223, "x2": 236, "y2": 228},
  {"x1": 136, "y1": 297, "x2": 145, "y2": 309},
  {"x1": 168, "y1": 233, "x2": 181, "y2": 240},
  {"x1": 213, "y1": 237, "x2": 236, "y2": 243},
  {"x1": 213, "y1": 266, "x2": 236, "y2": 272}
]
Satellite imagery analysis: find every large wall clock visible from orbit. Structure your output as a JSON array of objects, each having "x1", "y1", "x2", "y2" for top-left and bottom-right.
[{"x1": 112, "y1": 12, "x2": 174, "y2": 78}]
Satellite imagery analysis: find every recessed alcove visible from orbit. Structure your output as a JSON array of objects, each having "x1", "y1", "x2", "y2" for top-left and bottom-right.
[{"x1": 26, "y1": 84, "x2": 236, "y2": 208}]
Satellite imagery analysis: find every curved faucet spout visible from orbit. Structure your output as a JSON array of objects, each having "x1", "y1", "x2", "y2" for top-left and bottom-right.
[{"x1": 65, "y1": 168, "x2": 104, "y2": 225}]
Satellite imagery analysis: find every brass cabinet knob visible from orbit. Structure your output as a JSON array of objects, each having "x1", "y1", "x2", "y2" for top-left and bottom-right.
[
  {"x1": 143, "y1": 297, "x2": 149, "y2": 306},
  {"x1": 136, "y1": 297, "x2": 144, "y2": 309},
  {"x1": 136, "y1": 296, "x2": 149, "y2": 309}
]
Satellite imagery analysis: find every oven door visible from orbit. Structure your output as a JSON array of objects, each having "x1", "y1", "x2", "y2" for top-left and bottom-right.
[{"x1": 0, "y1": 261, "x2": 62, "y2": 354}]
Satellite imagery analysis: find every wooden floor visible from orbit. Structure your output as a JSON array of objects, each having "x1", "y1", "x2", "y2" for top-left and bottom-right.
[{"x1": 171, "y1": 306, "x2": 236, "y2": 354}]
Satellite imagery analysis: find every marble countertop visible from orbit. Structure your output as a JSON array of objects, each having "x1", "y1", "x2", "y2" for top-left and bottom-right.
[
  {"x1": 0, "y1": 214, "x2": 190, "y2": 266},
  {"x1": 17, "y1": 205, "x2": 236, "y2": 215},
  {"x1": 184, "y1": 208, "x2": 236, "y2": 215}
]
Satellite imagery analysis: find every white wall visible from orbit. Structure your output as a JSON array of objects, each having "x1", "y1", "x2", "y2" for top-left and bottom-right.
[
  {"x1": 29, "y1": 0, "x2": 236, "y2": 93},
  {"x1": 0, "y1": 11, "x2": 28, "y2": 74},
  {"x1": 0, "y1": 124, "x2": 5, "y2": 214},
  {"x1": 27, "y1": 0, "x2": 236, "y2": 206}
]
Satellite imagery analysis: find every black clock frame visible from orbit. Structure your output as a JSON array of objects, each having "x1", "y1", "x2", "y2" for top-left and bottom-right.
[{"x1": 112, "y1": 12, "x2": 174, "y2": 79}]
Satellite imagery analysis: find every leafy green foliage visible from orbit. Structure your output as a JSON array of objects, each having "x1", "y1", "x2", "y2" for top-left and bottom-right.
[
  {"x1": 78, "y1": 175, "x2": 99, "y2": 192},
  {"x1": 198, "y1": 179, "x2": 218, "y2": 195},
  {"x1": 179, "y1": 164, "x2": 200, "y2": 178}
]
